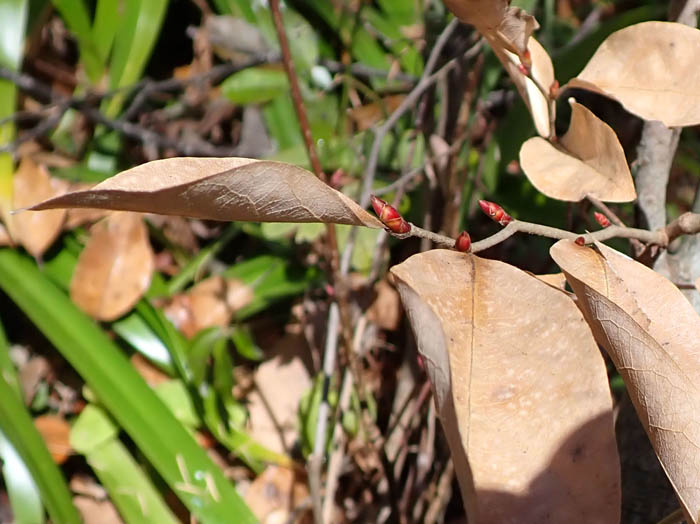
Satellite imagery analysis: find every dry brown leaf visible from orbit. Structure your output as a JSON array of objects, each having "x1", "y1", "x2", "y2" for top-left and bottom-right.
[
  {"x1": 367, "y1": 278, "x2": 401, "y2": 331},
  {"x1": 244, "y1": 465, "x2": 310, "y2": 524},
  {"x1": 34, "y1": 414, "x2": 72, "y2": 464},
  {"x1": 347, "y1": 94, "x2": 406, "y2": 131},
  {"x1": 74, "y1": 497, "x2": 124, "y2": 524},
  {"x1": 247, "y1": 339, "x2": 311, "y2": 455},
  {"x1": 26, "y1": 157, "x2": 383, "y2": 229},
  {"x1": 550, "y1": 240, "x2": 700, "y2": 523},
  {"x1": 566, "y1": 22, "x2": 700, "y2": 127},
  {"x1": 532, "y1": 272, "x2": 568, "y2": 291},
  {"x1": 130, "y1": 354, "x2": 170, "y2": 387},
  {"x1": 493, "y1": 36, "x2": 554, "y2": 137},
  {"x1": 444, "y1": 0, "x2": 537, "y2": 56},
  {"x1": 0, "y1": 222, "x2": 10, "y2": 246},
  {"x1": 164, "y1": 275, "x2": 254, "y2": 338},
  {"x1": 19, "y1": 355, "x2": 49, "y2": 404},
  {"x1": 64, "y1": 207, "x2": 109, "y2": 230},
  {"x1": 442, "y1": 1, "x2": 550, "y2": 136},
  {"x1": 390, "y1": 250, "x2": 620, "y2": 523},
  {"x1": 13, "y1": 157, "x2": 68, "y2": 257},
  {"x1": 70, "y1": 212, "x2": 154, "y2": 321},
  {"x1": 520, "y1": 99, "x2": 635, "y2": 202}
]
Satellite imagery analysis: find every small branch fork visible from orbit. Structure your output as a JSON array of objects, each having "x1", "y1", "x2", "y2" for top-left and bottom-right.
[{"x1": 387, "y1": 208, "x2": 700, "y2": 254}]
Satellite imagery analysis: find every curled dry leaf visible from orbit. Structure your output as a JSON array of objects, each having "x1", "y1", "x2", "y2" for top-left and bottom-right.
[
  {"x1": 26, "y1": 157, "x2": 383, "y2": 229},
  {"x1": 34, "y1": 414, "x2": 72, "y2": 464},
  {"x1": 493, "y1": 37, "x2": 554, "y2": 138},
  {"x1": 520, "y1": 99, "x2": 635, "y2": 202},
  {"x1": 443, "y1": 0, "x2": 537, "y2": 56},
  {"x1": 13, "y1": 157, "x2": 68, "y2": 257},
  {"x1": 566, "y1": 22, "x2": 700, "y2": 127},
  {"x1": 550, "y1": 240, "x2": 700, "y2": 523},
  {"x1": 390, "y1": 250, "x2": 620, "y2": 523},
  {"x1": 71, "y1": 212, "x2": 154, "y2": 321},
  {"x1": 437, "y1": 1, "x2": 552, "y2": 136}
]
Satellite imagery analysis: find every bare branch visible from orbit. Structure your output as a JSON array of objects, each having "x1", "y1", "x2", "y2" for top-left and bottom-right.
[{"x1": 392, "y1": 213, "x2": 700, "y2": 254}]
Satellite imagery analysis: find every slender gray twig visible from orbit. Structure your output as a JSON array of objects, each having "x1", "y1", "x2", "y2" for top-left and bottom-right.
[{"x1": 398, "y1": 212, "x2": 700, "y2": 254}]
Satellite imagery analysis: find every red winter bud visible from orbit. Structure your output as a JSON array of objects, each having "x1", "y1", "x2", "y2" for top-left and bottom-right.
[
  {"x1": 517, "y1": 63, "x2": 529, "y2": 76},
  {"x1": 575, "y1": 236, "x2": 586, "y2": 246},
  {"x1": 478, "y1": 200, "x2": 513, "y2": 226},
  {"x1": 549, "y1": 80, "x2": 560, "y2": 99},
  {"x1": 370, "y1": 195, "x2": 411, "y2": 234},
  {"x1": 521, "y1": 49, "x2": 532, "y2": 69},
  {"x1": 455, "y1": 231, "x2": 472, "y2": 252},
  {"x1": 594, "y1": 212, "x2": 611, "y2": 228}
]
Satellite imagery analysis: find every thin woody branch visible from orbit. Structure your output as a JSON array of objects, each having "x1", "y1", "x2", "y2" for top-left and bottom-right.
[{"x1": 389, "y1": 212, "x2": 700, "y2": 254}]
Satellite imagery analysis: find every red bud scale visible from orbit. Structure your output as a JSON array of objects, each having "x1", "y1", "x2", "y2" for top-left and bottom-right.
[
  {"x1": 455, "y1": 231, "x2": 471, "y2": 252},
  {"x1": 370, "y1": 195, "x2": 411, "y2": 234},
  {"x1": 549, "y1": 80, "x2": 560, "y2": 100},
  {"x1": 478, "y1": 200, "x2": 513, "y2": 226},
  {"x1": 594, "y1": 212, "x2": 611, "y2": 228}
]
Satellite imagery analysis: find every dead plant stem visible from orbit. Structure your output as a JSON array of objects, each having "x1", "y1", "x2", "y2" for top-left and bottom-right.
[{"x1": 268, "y1": 3, "x2": 348, "y2": 522}]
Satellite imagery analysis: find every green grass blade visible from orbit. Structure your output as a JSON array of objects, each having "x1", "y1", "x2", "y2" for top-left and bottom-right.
[
  {"x1": 0, "y1": 249, "x2": 256, "y2": 524},
  {"x1": 0, "y1": 316, "x2": 20, "y2": 397},
  {"x1": 70, "y1": 405, "x2": 180, "y2": 524},
  {"x1": 0, "y1": 0, "x2": 28, "y2": 238},
  {"x1": 0, "y1": 373, "x2": 80, "y2": 524},
  {"x1": 92, "y1": 0, "x2": 120, "y2": 62},
  {"x1": 105, "y1": 0, "x2": 169, "y2": 116},
  {"x1": 0, "y1": 316, "x2": 45, "y2": 524},
  {"x1": 0, "y1": 432, "x2": 45, "y2": 524},
  {"x1": 51, "y1": 0, "x2": 104, "y2": 82}
]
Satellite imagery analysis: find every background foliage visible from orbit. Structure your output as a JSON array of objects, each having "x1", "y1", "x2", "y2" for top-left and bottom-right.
[{"x1": 0, "y1": 1, "x2": 697, "y2": 523}]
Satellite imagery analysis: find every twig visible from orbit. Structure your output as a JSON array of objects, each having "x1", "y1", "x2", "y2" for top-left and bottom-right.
[
  {"x1": 655, "y1": 507, "x2": 685, "y2": 524},
  {"x1": 311, "y1": 21, "x2": 481, "y2": 524},
  {"x1": 267, "y1": 3, "x2": 345, "y2": 523},
  {"x1": 0, "y1": 60, "x2": 277, "y2": 156},
  {"x1": 269, "y1": 0, "x2": 323, "y2": 182},
  {"x1": 322, "y1": 367, "x2": 353, "y2": 523},
  {"x1": 372, "y1": 132, "x2": 467, "y2": 197},
  {"x1": 120, "y1": 55, "x2": 277, "y2": 120},
  {"x1": 394, "y1": 212, "x2": 700, "y2": 254},
  {"x1": 359, "y1": 24, "x2": 481, "y2": 209},
  {"x1": 633, "y1": 0, "x2": 700, "y2": 313},
  {"x1": 586, "y1": 194, "x2": 645, "y2": 254},
  {"x1": 320, "y1": 58, "x2": 418, "y2": 85},
  {"x1": 423, "y1": 460, "x2": 455, "y2": 523}
]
